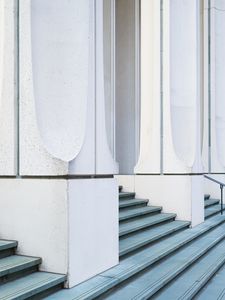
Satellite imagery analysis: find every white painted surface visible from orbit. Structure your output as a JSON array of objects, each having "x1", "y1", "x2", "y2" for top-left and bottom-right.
[
  {"x1": 170, "y1": 0, "x2": 197, "y2": 166},
  {"x1": 70, "y1": 0, "x2": 118, "y2": 175},
  {"x1": 115, "y1": 0, "x2": 137, "y2": 174},
  {"x1": 115, "y1": 175, "x2": 135, "y2": 192},
  {"x1": 163, "y1": 0, "x2": 201, "y2": 173},
  {"x1": 135, "y1": 0, "x2": 161, "y2": 174},
  {"x1": 0, "y1": 0, "x2": 16, "y2": 175},
  {"x1": 31, "y1": 0, "x2": 89, "y2": 162},
  {"x1": 0, "y1": 179, "x2": 68, "y2": 274},
  {"x1": 210, "y1": 2, "x2": 225, "y2": 172},
  {"x1": 95, "y1": 0, "x2": 118, "y2": 174},
  {"x1": 135, "y1": 175, "x2": 204, "y2": 226},
  {"x1": 68, "y1": 178, "x2": 118, "y2": 287},
  {"x1": 19, "y1": 0, "x2": 68, "y2": 175}
]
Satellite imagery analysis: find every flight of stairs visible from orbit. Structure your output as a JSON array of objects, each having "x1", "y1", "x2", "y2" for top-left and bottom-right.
[
  {"x1": 0, "y1": 239, "x2": 66, "y2": 299},
  {"x1": 44, "y1": 187, "x2": 225, "y2": 300}
]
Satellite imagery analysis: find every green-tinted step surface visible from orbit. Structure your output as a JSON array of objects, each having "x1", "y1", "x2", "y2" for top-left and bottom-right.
[
  {"x1": 0, "y1": 272, "x2": 66, "y2": 300},
  {"x1": 195, "y1": 257, "x2": 225, "y2": 299},
  {"x1": 119, "y1": 213, "x2": 176, "y2": 237},
  {"x1": 119, "y1": 198, "x2": 148, "y2": 209},
  {"x1": 119, "y1": 192, "x2": 135, "y2": 200},
  {"x1": 0, "y1": 255, "x2": 41, "y2": 278},
  {"x1": 205, "y1": 204, "x2": 225, "y2": 218},
  {"x1": 99, "y1": 223, "x2": 225, "y2": 299},
  {"x1": 152, "y1": 237, "x2": 225, "y2": 299},
  {"x1": 204, "y1": 198, "x2": 220, "y2": 208},
  {"x1": 44, "y1": 215, "x2": 225, "y2": 300},
  {"x1": 119, "y1": 220, "x2": 190, "y2": 257},
  {"x1": 119, "y1": 206, "x2": 162, "y2": 222},
  {"x1": 0, "y1": 240, "x2": 17, "y2": 252}
]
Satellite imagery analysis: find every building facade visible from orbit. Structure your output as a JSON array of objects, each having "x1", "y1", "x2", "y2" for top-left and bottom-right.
[{"x1": 0, "y1": 0, "x2": 225, "y2": 291}]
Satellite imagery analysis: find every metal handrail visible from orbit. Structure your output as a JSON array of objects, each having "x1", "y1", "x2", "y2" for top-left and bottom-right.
[{"x1": 204, "y1": 175, "x2": 225, "y2": 215}]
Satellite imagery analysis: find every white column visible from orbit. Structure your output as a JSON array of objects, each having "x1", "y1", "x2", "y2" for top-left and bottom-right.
[
  {"x1": 210, "y1": 0, "x2": 225, "y2": 173},
  {"x1": 163, "y1": 0, "x2": 202, "y2": 174},
  {"x1": 20, "y1": 0, "x2": 67, "y2": 175},
  {"x1": 0, "y1": 0, "x2": 16, "y2": 175},
  {"x1": 134, "y1": 0, "x2": 204, "y2": 226},
  {"x1": 134, "y1": 0, "x2": 161, "y2": 174}
]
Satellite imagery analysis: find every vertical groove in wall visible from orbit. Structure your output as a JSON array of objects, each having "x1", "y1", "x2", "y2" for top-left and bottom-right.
[
  {"x1": 208, "y1": 0, "x2": 211, "y2": 173},
  {"x1": 160, "y1": 0, "x2": 164, "y2": 174},
  {"x1": 15, "y1": 0, "x2": 20, "y2": 176}
]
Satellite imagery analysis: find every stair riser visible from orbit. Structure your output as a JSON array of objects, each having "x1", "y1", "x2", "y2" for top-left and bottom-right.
[
  {"x1": 119, "y1": 210, "x2": 161, "y2": 222},
  {"x1": 0, "y1": 265, "x2": 39, "y2": 285},
  {"x1": 204, "y1": 203, "x2": 219, "y2": 208},
  {"x1": 205, "y1": 208, "x2": 225, "y2": 219},
  {"x1": 176, "y1": 256, "x2": 225, "y2": 300},
  {"x1": 119, "y1": 203, "x2": 148, "y2": 209},
  {"x1": 119, "y1": 194, "x2": 136, "y2": 200},
  {"x1": 82, "y1": 219, "x2": 225, "y2": 300},
  {"x1": 119, "y1": 216, "x2": 176, "y2": 237},
  {"x1": 0, "y1": 248, "x2": 15, "y2": 260},
  {"x1": 119, "y1": 223, "x2": 190, "y2": 257},
  {"x1": 28, "y1": 283, "x2": 65, "y2": 300},
  {"x1": 130, "y1": 233, "x2": 225, "y2": 300}
]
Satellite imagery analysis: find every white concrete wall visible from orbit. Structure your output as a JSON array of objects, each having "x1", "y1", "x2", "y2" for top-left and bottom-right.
[
  {"x1": 68, "y1": 178, "x2": 118, "y2": 287},
  {"x1": 0, "y1": 179, "x2": 68, "y2": 274}
]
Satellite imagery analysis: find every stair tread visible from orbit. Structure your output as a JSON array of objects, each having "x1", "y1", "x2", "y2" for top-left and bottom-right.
[
  {"x1": 204, "y1": 198, "x2": 220, "y2": 208},
  {"x1": 119, "y1": 220, "x2": 190, "y2": 256},
  {"x1": 0, "y1": 240, "x2": 17, "y2": 252},
  {"x1": 99, "y1": 223, "x2": 225, "y2": 299},
  {"x1": 119, "y1": 213, "x2": 176, "y2": 236},
  {"x1": 152, "y1": 238, "x2": 225, "y2": 300},
  {"x1": 119, "y1": 192, "x2": 135, "y2": 199},
  {"x1": 0, "y1": 255, "x2": 41, "y2": 277},
  {"x1": 119, "y1": 198, "x2": 148, "y2": 209},
  {"x1": 44, "y1": 215, "x2": 225, "y2": 300},
  {"x1": 119, "y1": 206, "x2": 162, "y2": 221},
  {"x1": 195, "y1": 254, "x2": 225, "y2": 299},
  {"x1": 205, "y1": 204, "x2": 225, "y2": 218},
  {"x1": 0, "y1": 272, "x2": 66, "y2": 299}
]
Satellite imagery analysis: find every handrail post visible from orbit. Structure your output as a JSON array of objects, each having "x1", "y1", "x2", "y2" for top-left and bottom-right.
[{"x1": 220, "y1": 184, "x2": 224, "y2": 215}]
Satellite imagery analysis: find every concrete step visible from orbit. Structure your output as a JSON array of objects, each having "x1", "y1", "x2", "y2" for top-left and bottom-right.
[
  {"x1": 152, "y1": 238, "x2": 225, "y2": 300},
  {"x1": 0, "y1": 240, "x2": 17, "y2": 259},
  {"x1": 195, "y1": 254, "x2": 225, "y2": 299},
  {"x1": 45, "y1": 215, "x2": 225, "y2": 300},
  {"x1": 119, "y1": 220, "x2": 190, "y2": 257},
  {"x1": 204, "y1": 194, "x2": 210, "y2": 200},
  {"x1": 119, "y1": 206, "x2": 162, "y2": 222},
  {"x1": 0, "y1": 255, "x2": 41, "y2": 284},
  {"x1": 119, "y1": 198, "x2": 149, "y2": 209},
  {"x1": 119, "y1": 192, "x2": 135, "y2": 200},
  {"x1": 119, "y1": 213, "x2": 176, "y2": 237},
  {"x1": 205, "y1": 204, "x2": 225, "y2": 218},
  {"x1": 204, "y1": 198, "x2": 220, "y2": 208},
  {"x1": 0, "y1": 271, "x2": 66, "y2": 299},
  {"x1": 98, "y1": 223, "x2": 225, "y2": 299}
]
